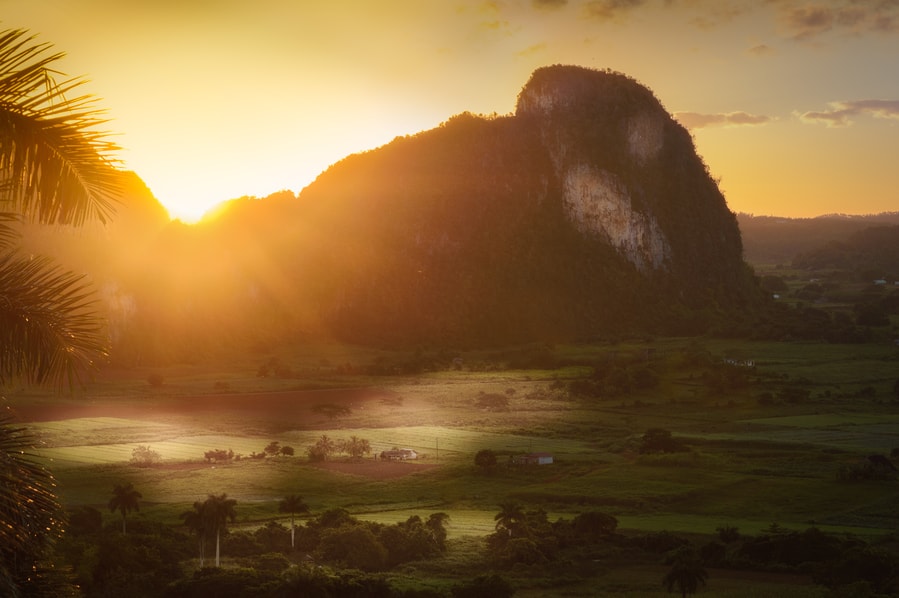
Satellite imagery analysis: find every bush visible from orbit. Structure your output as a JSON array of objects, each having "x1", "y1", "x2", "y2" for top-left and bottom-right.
[
  {"x1": 474, "y1": 449, "x2": 498, "y2": 471},
  {"x1": 451, "y1": 573, "x2": 516, "y2": 598},
  {"x1": 639, "y1": 428, "x2": 686, "y2": 454},
  {"x1": 130, "y1": 445, "x2": 161, "y2": 467}
]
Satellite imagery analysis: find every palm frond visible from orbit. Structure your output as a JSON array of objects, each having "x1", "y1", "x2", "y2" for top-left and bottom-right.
[
  {"x1": 0, "y1": 409, "x2": 64, "y2": 594},
  {"x1": 0, "y1": 29, "x2": 121, "y2": 225},
  {"x1": 0, "y1": 252, "x2": 107, "y2": 389},
  {"x1": 0, "y1": 210, "x2": 19, "y2": 250}
]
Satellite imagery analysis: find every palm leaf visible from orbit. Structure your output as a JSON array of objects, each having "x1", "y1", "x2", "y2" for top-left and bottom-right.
[
  {"x1": 0, "y1": 210, "x2": 19, "y2": 249},
  {"x1": 0, "y1": 29, "x2": 121, "y2": 225},
  {"x1": 0, "y1": 409, "x2": 64, "y2": 595},
  {"x1": 0, "y1": 252, "x2": 107, "y2": 389}
]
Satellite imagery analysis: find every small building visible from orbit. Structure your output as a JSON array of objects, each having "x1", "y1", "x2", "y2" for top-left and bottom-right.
[
  {"x1": 380, "y1": 448, "x2": 418, "y2": 461},
  {"x1": 511, "y1": 452, "x2": 554, "y2": 465}
]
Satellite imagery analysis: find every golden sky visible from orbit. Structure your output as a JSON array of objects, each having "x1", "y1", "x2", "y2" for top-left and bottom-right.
[{"x1": 3, "y1": 0, "x2": 898, "y2": 221}]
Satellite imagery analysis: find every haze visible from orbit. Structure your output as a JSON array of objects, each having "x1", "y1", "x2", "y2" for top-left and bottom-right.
[{"x1": 3, "y1": 0, "x2": 898, "y2": 221}]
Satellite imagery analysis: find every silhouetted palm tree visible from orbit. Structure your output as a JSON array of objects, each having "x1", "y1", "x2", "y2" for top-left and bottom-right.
[
  {"x1": 0, "y1": 27, "x2": 120, "y2": 597},
  {"x1": 0, "y1": 29, "x2": 120, "y2": 390},
  {"x1": 108, "y1": 482, "x2": 142, "y2": 535},
  {"x1": 203, "y1": 493, "x2": 237, "y2": 567},
  {"x1": 181, "y1": 500, "x2": 210, "y2": 567},
  {"x1": 279, "y1": 494, "x2": 309, "y2": 549},
  {"x1": 662, "y1": 546, "x2": 709, "y2": 598},
  {"x1": 494, "y1": 502, "x2": 526, "y2": 537}
]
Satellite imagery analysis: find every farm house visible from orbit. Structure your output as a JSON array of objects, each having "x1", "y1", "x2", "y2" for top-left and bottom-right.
[
  {"x1": 511, "y1": 452, "x2": 554, "y2": 465},
  {"x1": 379, "y1": 448, "x2": 419, "y2": 461}
]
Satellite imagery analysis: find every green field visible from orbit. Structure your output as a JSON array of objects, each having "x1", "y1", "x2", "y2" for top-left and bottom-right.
[{"x1": 8, "y1": 337, "x2": 899, "y2": 595}]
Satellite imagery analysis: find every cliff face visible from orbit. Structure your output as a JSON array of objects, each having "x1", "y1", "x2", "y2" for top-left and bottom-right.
[{"x1": 561, "y1": 163, "x2": 671, "y2": 272}]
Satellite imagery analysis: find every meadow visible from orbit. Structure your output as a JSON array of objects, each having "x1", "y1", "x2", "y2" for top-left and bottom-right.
[{"x1": 8, "y1": 336, "x2": 899, "y2": 595}]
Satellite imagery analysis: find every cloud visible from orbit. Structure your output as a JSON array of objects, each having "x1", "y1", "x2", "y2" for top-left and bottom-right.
[
  {"x1": 779, "y1": 1, "x2": 899, "y2": 40},
  {"x1": 799, "y1": 99, "x2": 899, "y2": 126},
  {"x1": 674, "y1": 111, "x2": 772, "y2": 129},
  {"x1": 517, "y1": 42, "x2": 548, "y2": 56},
  {"x1": 583, "y1": 0, "x2": 647, "y2": 21},
  {"x1": 747, "y1": 43, "x2": 776, "y2": 56}
]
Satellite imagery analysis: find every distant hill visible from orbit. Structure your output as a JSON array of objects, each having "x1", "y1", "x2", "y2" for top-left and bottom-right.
[
  {"x1": 792, "y1": 224, "x2": 899, "y2": 278},
  {"x1": 19, "y1": 66, "x2": 767, "y2": 363},
  {"x1": 738, "y1": 213, "x2": 899, "y2": 266}
]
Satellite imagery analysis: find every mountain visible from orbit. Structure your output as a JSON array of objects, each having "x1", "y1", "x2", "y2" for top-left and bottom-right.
[
  {"x1": 291, "y1": 65, "x2": 760, "y2": 345},
  {"x1": 17, "y1": 66, "x2": 765, "y2": 362}
]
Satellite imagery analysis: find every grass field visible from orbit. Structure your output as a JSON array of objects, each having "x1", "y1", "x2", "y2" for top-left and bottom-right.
[{"x1": 7, "y1": 337, "x2": 899, "y2": 594}]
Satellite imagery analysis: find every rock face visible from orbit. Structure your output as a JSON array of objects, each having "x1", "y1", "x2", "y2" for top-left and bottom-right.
[{"x1": 561, "y1": 163, "x2": 671, "y2": 272}]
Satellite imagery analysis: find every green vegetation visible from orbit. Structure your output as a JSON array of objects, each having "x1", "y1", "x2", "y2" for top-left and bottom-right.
[{"x1": 5, "y1": 336, "x2": 898, "y2": 595}]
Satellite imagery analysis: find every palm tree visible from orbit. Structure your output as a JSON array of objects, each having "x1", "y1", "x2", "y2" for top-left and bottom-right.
[
  {"x1": 181, "y1": 500, "x2": 210, "y2": 567},
  {"x1": 278, "y1": 494, "x2": 309, "y2": 549},
  {"x1": 662, "y1": 546, "x2": 709, "y2": 598},
  {"x1": 494, "y1": 502, "x2": 526, "y2": 538},
  {"x1": 108, "y1": 482, "x2": 142, "y2": 535},
  {"x1": 0, "y1": 28, "x2": 121, "y2": 390},
  {"x1": 203, "y1": 493, "x2": 237, "y2": 567},
  {"x1": 0, "y1": 27, "x2": 120, "y2": 597}
]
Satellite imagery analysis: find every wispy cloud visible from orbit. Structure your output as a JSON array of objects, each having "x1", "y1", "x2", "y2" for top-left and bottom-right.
[
  {"x1": 532, "y1": 0, "x2": 568, "y2": 9},
  {"x1": 674, "y1": 111, "x2": 772, "y2": 129},
  {"x1": 747, "y1": 43, "x2": 776, "y2": 56},
  {"x1": 583, "y1": 0, "x2": 647, "y2": 21},
  {"x1": 780, "y1": 1, "x2": 899, "y2": 40},
  {"x1": 799, "y1": 99, "x2": 899, "y2": 126}
]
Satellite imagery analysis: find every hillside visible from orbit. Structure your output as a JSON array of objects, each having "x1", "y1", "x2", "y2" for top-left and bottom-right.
[
  {"x1": 738, "y1": 213, "x2": 899, "y2": 266},
  {"x1": 19, "y1": 66, "x2": 765, "y2": 363}
]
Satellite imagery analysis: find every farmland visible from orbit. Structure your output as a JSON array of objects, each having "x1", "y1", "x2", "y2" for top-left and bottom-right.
[{"x1": 7, "y1": 337, "x2": 899, "y2": 595}]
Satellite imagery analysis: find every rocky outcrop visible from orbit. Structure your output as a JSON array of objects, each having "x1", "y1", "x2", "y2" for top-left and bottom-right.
[{"x1": 562, "y1": 163, "x2": 670, "y2": 271}]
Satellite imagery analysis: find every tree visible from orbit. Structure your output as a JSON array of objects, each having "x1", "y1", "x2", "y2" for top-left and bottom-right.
[
  {"x1": 0, "y1": 28, "x2": 120, "y2": 390},
  {"x1": 108, "y1": 482, "x2": 141, "y2": 535},
  {"x1": 474, "y1": 449, "x2": 498, "y2": 471},
  {"x1": 0, "y1": 28, "x2": 120, "y2": 595},
  {"x1": 278, "y1": 494, "x2": 309, "y2": 549},
  {"x1": 181, "y1": 501, "x2": 210, "y2": 567},
  {"x1": 203, "y1": 493, "x2": 237, "y2": 567},
  {"x1": 662, "y1": 546, "x2": 709, "y2": 598},
  {"x1": 640, "y1": 428, "x2": 685, "y2": 454},
  {"x1": 130, "y1": 445, "x2": 161, "y2": 467},
  {"x1": 307, "y1": 434, "x2": 336, "y2": 461},
  {"x1": 426, "y1": 512, "x2": 450, "y2": 551},
  {"x1": 340, "y1": 435, "x2": 371, "y2": 459},
  {"x1": 264, "y1": 441, "x2": 281, "y2": 457},
  {"x1": 494, "y1": 502, "x2": 526, "y2": 538}
]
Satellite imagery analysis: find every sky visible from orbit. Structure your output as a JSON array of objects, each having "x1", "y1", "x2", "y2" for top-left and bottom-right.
[{"x1": 3, "y1": 0, "x2": 898, "y2": 222}]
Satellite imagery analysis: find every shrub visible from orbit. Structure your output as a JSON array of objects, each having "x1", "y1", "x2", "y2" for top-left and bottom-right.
[
  {"x1": 451, "y1": 573, "x2": 516, "y2": 598},
  {"x1": 130, "y1": 445, "x2": 161, "y2": 467},
  {"x1": 639, "y1": 428, "x2": 686, "y2": 454},
  {"x1": 474, "y1": 449, "x2": 498, "y2": 471}
]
